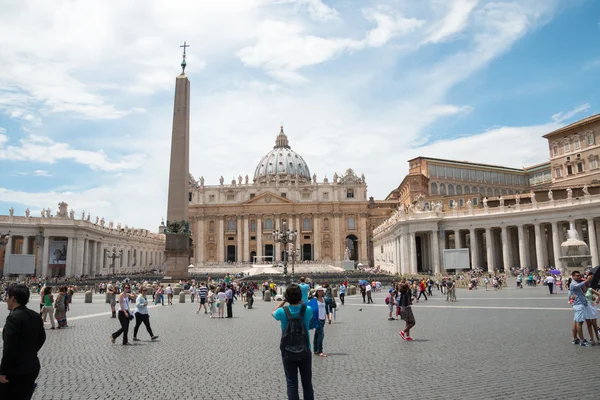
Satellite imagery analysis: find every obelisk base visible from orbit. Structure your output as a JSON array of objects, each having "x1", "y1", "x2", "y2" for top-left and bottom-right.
[{"x1": 164, "y1": 250, "x2": 190, "y2": 280}]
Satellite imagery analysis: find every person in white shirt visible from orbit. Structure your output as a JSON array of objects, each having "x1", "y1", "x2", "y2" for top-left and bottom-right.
[
  {"x1": 545, "y1": 275, "x2": 555, "y2": 295},
  {"x1": 133, "y1": 287, "x2": 158, "y2": 341},
  {"x1": 366, "y1": 284, "x2": 373, "y2": 304},
  {"x1": 190, "y1": 286, "x2": 197, "y2": 303},
  {"x1": 166, "y1": 284, "x2": 174, "y2": 305},
  {"x1": 216, "y1": 288, "x2": 226, "y2": 319}
]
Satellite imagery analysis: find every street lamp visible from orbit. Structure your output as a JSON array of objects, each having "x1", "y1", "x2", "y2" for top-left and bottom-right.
[
  {"x1": 107, "y1": 246, "x2": 121, "y2": 276},
  {"x1": 274, "y1": 221, "x2": 298, "y2": 286}
]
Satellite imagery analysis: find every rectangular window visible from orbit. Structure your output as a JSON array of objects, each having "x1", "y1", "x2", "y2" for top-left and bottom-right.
[
  {"x1": 429, "y1": 165, "x2": 437, "y2": 178},
  {"x1": 484, "y1": 171, "x2": 491, "y2": 183},
  {"x1": 587, "y1": 135, "x2": 595, "y2": 145},
  {"x1": 461, "y1": 169, "x2": 468, "y2": 180},
  {"x1": 449, "y1": 199, "x2": 455, "y2": 207},
  {"x1": 555, "y1": 168, "x2": 562, "y2": 178},
  {"x1": 346, "y1": 189, "x2": 354, "y2": 198},
  {"x1": 459, "y1": 198, "x2": 464, "y2": 207},
  {"x1": 250, "y1": 236, "x2": 256, "y2": 241},
  {"x1": 446, "y1": 166, "x2": 453, "y2": 178},
  {"x1": 577, "y1": 163, "x2": 584, "y2": 173},
  {"x1": 574, "y1": 139, "x2": 581, "y2": 150},
  {"x1": 189, "y1": 192, "x2": 193, "y2": 202},
  {"x1": 472, "y1": 197, "x2": 479, "y2": 206},
  {"x1": 591, "y1": 158, "x2": 599, "y2": 169},
  {"x1": 553, "y1": 146, "x2": 558, "y2": 156},
  {"x1": 476, "y1": 170, "x2": 484, "y2": 182},
  {"x1": 469, "y1": 169, "x2": 476, "y2": 181},
  {"x1": 250, "y1": 193, "x2": 256, "y2": 198},
  {"x1": 454, "y1": 168, "x2": 460, "y2": 179},
  {"x1": 498, "y1": 173, "x2": 505, "y2": 184},
  {"x1": 564, "y1": 142, "x2": 570, "y2": 152},
  {"x1": 323, "y1": 192, "x2": 329, "y2": 200},
  {"x1": 490, "y1": 172, "x2": 497, "y2": 184},
  {"x1": 226, "y1": 194, "x2": 235, "y2": 201},
  {"x1": 281, "y1": 193, "x2": 286, "y2": 198},
  {"x1": 209, "y1": 194, "x2": 215, "y2": 202},
  {"x1": 301, "y1": 192, "x2": 311, "y2": 200},
  {"x1": 567, "y1": 165, "x2": 573, "y2": 175}
]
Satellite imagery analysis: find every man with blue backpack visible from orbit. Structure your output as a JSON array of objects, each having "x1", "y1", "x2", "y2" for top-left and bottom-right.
[{"x1": 273, "y1": 284, "x2": 315, "y2": 400}]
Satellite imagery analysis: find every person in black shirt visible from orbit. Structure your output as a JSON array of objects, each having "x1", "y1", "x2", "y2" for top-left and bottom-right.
[
  {"x1": 398, "y1": 282, "x2": 416, "y2": 341},
  {"x1": 0, "y1": 284, "x2": 46, "y2": 400}
]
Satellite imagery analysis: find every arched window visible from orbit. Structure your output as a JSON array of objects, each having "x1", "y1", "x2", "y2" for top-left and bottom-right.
[
  {"x1": 494, "y1": 189, "x2": 500, "y2": 197},
  {"x1": 464, "y1": 186, "x2": 471, "y2": 194},
  {"x1": 324, "y1": 218, "x2": 330, "y2": 231},
  {"x1": 480, "y1": 187, "x2": 485, "y2": 195},
  {"x1": 501, "y1": 189, "x2": 507, "y2": 195},
  {"x1": 508, "y1": 190, "x2": 513, "y2": 195},
  {"x1": 472, "y1": 186, "x2": 478, "y2": 194},
  {"x1": 456, "y1": 185, "x2": 463, "y2": 195},
  {"x1": 265, "y1": 218, "x2": 273, "y2": 230},
  {"x1": 250, "y1": 219, "x2": 256, "y2": 232},
  {"x1": 487, "y1": 188, "x2": 493, "y2": 197},
  {"x1": 347, "y1": 217, "x2": 355, "y2": 231},
  {"x1": 430, "y1": 182, "x2": 438, "y2": 195},
  {"x1": 448, "y1": 184, "x2": 455, "y2": 195},
  {"x1": 227, "y1": 219, "x2": 235, "y2": 231},
  {"x1": 303, "y1": 218, "x2": 311, "y2": 230},
  {"x1": 209, "y1": 220, "x2": 215, "y2": 233},
  {"x1": 440, "y1": 183, "x2": 447, "y2": 195}
]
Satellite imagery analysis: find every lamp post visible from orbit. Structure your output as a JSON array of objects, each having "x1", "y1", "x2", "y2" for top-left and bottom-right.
[
  {"x1": 107, "y1": 246, "x2": 121, "y2": 276},
  {"x1": 274, "y1": 221, "x2": 298, "y2": 286}
]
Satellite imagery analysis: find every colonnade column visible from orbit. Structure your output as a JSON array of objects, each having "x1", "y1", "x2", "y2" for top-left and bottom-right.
[
  {"x1": 65, "y1": 237, "x2": 74, "y2": 277},
  {"x1": 409, "y1": 232, "x2": 417, "y2": 274},
  {"x1": 23, "y1": 236, "x2": 30, "y2": 254},
  {"x1": 41, "y1": 236, "x2": 50, "y2": 278},
  {"x1": 90, "y1": 241, "x2": 96, "y2": 276},
  {"x1": 469, "y1": 229, "x2": 478, "y2": 269},
  {"x1": 218, "y1": 217, "x2": 225, "y2": 263},
  {"x1": 485, "y1": 228, "x2": 494, "y2": 273},
  {"x1": 313, "y1": 216, "x2": 321, "y2": 261},
  {"x1": 400, "y1": 232, "x2": 409, "y2": 275},
  {"x1": 501, "y1": 226, "x2": 510, "y2": 272},
  {"x1": 517, "y1": 225, "x2": 527, "y2": 269},
  {"x1": 432, "y1": 230, "x2": 440, "y2": 274},
  {"x1": 237, "y1": 216, "x2": 243, "y2": 263},
  {"x1": 534, "y1": 224, "x2": 544, "y2": 270},
  {"x1": 82, "y1": 239, "x2": 89, "y2": 275},
  {"x1": 3, "y1": 236, "x2": 12, "y2": 275},
  {"x1": 243, "y1": 217, "x2": 249, "y2": 263},
  {"x1": 256, "y1": 218, "x2": 262, "y2": 260},
  {"x1": 551, "y1": 222, "x2": 562, "y2": 271},
  {"x1": 455, "y1": 230, "x2": 463, "y2": 249},
  {"x1": 588, "y1": 219, "x2": 599, "y2": 267}
]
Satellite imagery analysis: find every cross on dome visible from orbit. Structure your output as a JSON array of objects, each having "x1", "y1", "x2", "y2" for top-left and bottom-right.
[{"x1": 275, "y1": 125, "x2": 290, "y2": 149}]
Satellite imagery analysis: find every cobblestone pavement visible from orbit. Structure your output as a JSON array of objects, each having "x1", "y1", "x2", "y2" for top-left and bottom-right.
[{"x1": 1, "y1": 285, "x2": 599, "y2": 400}]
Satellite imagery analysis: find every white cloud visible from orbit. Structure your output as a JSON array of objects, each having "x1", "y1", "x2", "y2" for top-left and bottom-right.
[
  {"x1": 426, "y1": 0, "x2": 478, "y2": 43},
  {"x1": 277, "y1": 0, "x2": 340, "y2": 21},
  {"x1": 0, "y1": 134, "x2": 145, "y2": 171},
  {"x1": 362, "y1": 7, "x2": 425, "y2": 47},
  {"x1": 551, "y1": 104, "x2": 590, "y2": 123},
  {"x1": 583, "y1": 59, "x2": 600, "y2": 70},
  {"x1": 33, "y1": 170, "x2": 52, "y2": 177}
]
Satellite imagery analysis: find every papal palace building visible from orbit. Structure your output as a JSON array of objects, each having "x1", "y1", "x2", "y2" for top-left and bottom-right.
[
  {"x1": 374, "y1": 114, "x2": 600, "y2": 274},
  {"x1": 188, "y1": 127, "x2": 372, "y2": 266}
]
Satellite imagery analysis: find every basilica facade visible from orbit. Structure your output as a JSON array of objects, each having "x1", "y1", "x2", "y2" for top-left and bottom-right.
[{"x1": 188, "y1": 127, "x2": 371, "y2": 266}]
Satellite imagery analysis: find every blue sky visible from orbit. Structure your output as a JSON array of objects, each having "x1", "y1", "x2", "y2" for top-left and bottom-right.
[{"x1": 1, "y1": 0, "x2": 599, "y2": 229}]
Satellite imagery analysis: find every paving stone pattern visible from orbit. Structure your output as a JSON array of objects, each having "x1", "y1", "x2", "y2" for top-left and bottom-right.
[{"x1": 1, "y1": 285, "x2": 599, "y2": 399}]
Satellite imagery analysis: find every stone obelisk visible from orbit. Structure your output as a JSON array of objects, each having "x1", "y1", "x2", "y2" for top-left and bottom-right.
[{"x1": 164, "y1": 42, "x2": 191, "y2": 280}]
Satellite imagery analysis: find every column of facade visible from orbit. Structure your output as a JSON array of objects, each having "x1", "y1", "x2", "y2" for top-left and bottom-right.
[
  {"x1": 218, "y1": 217, "x2": 225, "y2": 263},
  {"x1": 455, "y1": 230, "x2": 463, "y2": 248},
  {"x1": 469, "y1": 229, "x2": 478, "y2": 269},
  {"x1": 275, "y1": 216, "x2": 281, "y2": 262},
  {"x1": 501, "y1": 226, "x2": 510, "y2": 272},
  {"x1": 485, "y1": 228, "x2": 494, "y2": 272},
  {"x1": 400, "y1": 232, "x2": 409, "y2": 275},
  {"x1": 432, "y1": 230, "x2": 441, "y2": 274},
  {"x1": 517, "y1": 225, "x2": 527, "y2": 269},
  {"x1": 360, "y1": 214, "x2": 368, "y2": 265},
  {"x1": 409, "y1": 232, "x2": 417, "y2": 274},
  {"x1": 40, "y1": 235, "x2": 50, "y2": 278},
  {"x1": 65, "y1": 237, "x2": 74, "y2": 277},
  {"x1": 243, "y1": 216, "x2": 249, "y2": 263},
  {"x1": 89, "y1": 240, "x2": 96, "y2": 276},
  {"x1": 237, "y1": 216, "x2": 243, "y2": 263},
  {"x1": 3, "y1": 236, "x2": 12, "y2": 275},
  {"x1": 551, "y1": 222, "x2": 562, "y2": 271},
  {"x1": 588, "y1": 218, "x2": 599, "y2": 267},
  {"x1": 313, "y1": 215, "x2": 321, "y2": 261},
  {"x1": 333, "y1": 213, "x2": 341, "y2": 262},
  {"x1": 256, "y1": 218, "x2": 262, "y2": 259},
  {"x1": 534, "y1": 224, "x2": 544, "y2": 270},
  {"x1": 197, "y1": 218, "x2": 205, "y2": 264}
]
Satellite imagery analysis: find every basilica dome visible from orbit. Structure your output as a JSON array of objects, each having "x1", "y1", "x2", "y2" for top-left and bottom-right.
[{"x1": 253, "y1": 127, "x2": 311, "y2": 184}]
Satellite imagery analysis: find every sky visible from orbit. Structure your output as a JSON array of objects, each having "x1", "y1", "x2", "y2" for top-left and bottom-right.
[{"x1": 1, "y1": 0, "x2": 599, "y2": 230}]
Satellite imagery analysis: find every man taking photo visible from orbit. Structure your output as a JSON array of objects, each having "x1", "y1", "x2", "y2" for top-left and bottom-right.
[{"x1": 0, "y1": 284, "x2": 46, "y2": 399}]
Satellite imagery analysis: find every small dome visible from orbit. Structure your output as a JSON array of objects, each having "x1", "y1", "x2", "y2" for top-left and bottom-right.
[{"x1": 253, "y1": 126, "x2": 311, "y2": 184}]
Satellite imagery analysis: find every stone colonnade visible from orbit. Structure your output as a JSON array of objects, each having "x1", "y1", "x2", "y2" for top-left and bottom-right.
[{"x1": 375, "y1": 196, "x2": 600, "y2": 274}]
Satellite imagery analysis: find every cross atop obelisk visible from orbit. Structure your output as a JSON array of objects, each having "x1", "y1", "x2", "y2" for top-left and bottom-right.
[
  {"x1": 180, "y1": 41, "x2": 190, "y2": 74},
  {"x1": 164, "y1": 42, "x2": 191, "y2": 279}
]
